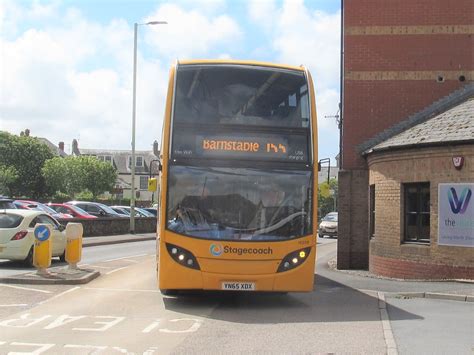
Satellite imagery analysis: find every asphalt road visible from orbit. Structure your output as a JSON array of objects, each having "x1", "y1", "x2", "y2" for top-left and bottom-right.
[{"x1": 0, "y1": 238, "x2": 472, "y2": 354}]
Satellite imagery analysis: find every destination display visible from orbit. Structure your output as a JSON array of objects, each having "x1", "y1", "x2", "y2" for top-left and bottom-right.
[{"x1": 172, "y1": 131, "x2": 309, "y2": 162}]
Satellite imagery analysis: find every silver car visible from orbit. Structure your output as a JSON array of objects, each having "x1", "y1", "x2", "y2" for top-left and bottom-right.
[{"x1": 318, "y1": 212, "x2": 338, "y2": 238}]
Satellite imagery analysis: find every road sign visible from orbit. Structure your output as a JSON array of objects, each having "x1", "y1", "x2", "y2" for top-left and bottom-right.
[{"x1": 34, "y1": 225, "x2": 50, "y2": 241}]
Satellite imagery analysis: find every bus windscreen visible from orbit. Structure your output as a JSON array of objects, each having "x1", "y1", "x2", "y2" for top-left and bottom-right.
[{"x1": 173, "y1": 65, "x2": 310, "y2": 128}]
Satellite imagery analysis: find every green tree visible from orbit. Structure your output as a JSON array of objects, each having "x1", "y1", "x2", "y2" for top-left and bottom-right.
[
  {"x1": 0, "y1": 131, "x2": 54, "y2": 198},
  {"x1": 0, "y1": 164, "x2": 19, "y2": 196},
  {"x1": 42, "y1": 155, "x2": 117, "y2": 199},
  {"x1": 81, "y1": 156, "x2": 117, "y2": 199},
  {"x1": 318, "y1": 178, "x2": 338, "y2": 221},
  {"x1": 42, "y1": 157, "x2": 68, "y2": 196}
]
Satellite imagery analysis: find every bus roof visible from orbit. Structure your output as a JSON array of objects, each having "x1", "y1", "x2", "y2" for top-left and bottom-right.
[{"x1": 177, "y1": 59, "x2": 306, "y2": 72}]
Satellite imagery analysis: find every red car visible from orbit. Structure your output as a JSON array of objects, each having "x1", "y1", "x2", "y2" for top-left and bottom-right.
[
  {"x1": 14, "y1": 200, "x2": 73, "y2": 219},
  {"x1": 47, "y1": 203, "x2": 97, "y2": 219}
]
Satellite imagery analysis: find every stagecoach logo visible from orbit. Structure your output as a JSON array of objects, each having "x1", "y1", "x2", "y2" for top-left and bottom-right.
[
  {"x1": 448, "y1": 187, "x2": 472, "y2": 214},
  {"x1": 210, "y1": 244, "x2": 274, "y2": 257},
  {"x1": 210, "y1": 243, "x2": 223, "y2": 256}
]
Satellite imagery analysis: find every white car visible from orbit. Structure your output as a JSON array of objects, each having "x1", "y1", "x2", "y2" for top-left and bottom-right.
[
  {"x1": 0, "y1": 209, "x2": 66, "y2": 266},
  {"x1": 318, "y1": 212, "x2": 338, "y2": 238}
]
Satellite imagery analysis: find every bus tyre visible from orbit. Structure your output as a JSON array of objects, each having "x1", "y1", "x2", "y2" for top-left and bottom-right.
[
  {"x1": 24, "y1": 247, "x2": 34, "y2": 267},
  {"x1": 161, "y1": 289, "x2": 178, "y2": 296}
]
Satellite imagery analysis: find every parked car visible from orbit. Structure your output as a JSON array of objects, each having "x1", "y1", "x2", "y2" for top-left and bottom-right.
[
  {"x1": 14, "y1": 200, "x2": 73, "y2": 219},
  {"x1": 47, "y1": 203, "x2": 97, "y2": 219},
  {"x1": 319, "y1": 212, "x2": 338, "y2": 238},
  {"x1": 66, "y1": 201, "x2": 127, "y2": 218},
  {"x1": 111, "y1": 206, "x2": 155, "y2": 217},
  {"x1": 0, "y1": 197, "x2": 16, "y2": 209},
  {"x1": 110, "y1": 206, "x2": 130, "y2": 217},
  {"x1": 0, "y1": 209, "x2": 66, "y2": 266},
  {"x1": 142, "y1": 208, "x2": 158, "y2": 216}
]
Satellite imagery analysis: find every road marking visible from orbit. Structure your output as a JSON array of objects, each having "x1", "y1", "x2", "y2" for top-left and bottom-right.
[
  {"x1": 112, "y1": 347, "x2": 129, "y2": 353},
  {"x1": 38, "y1": 287, "x2": 80, "y2": 305},
  {"x1": 159, "y1": 318, "x2": 203, "y2": 334},
  {"x1": 84, "y1": 287, "x2": 160, "y2": 293},
  {"x1": 120, "y1": 259, "x2": 140, "y2": 263},
  {"x1": 142, "y1": 319, "x2": 162, "y2": 333},
  {"x1": 43, "y1": 315, "x2": 87, "y2": 330},
  {"x1": 378, "y1": 292, "x2": 398, "y2": 355},
  {"x1": 77, "y1": 264, "x2": 114, "y2": 269},
  {"x1": 64, "y1": 344, "x2": 107, "y2": 351},
  {"x1": 0, "y1": 314, "x2": 51, "y2": 328},
  {"x1": 0, "y1": 284, "x2": 52, "y2": 294},
  {"x1": 73, "y1": 316, "x2": 125, "y2": 332},
  {"x1": 106, "y1": 267, "x2": 129, "y2": 275},
  {"x1": 143, "y1": 347, "x2": 159, "y2": 355},
  {"x1": 9, "y1": 342, "x2": 55, "y2": 354},
  {"x1": 103, "y1": 254, "x2": 148, "y2": 262},
  {"x1": 0, "y1": 304, "x2": 27, "y2": 307}
]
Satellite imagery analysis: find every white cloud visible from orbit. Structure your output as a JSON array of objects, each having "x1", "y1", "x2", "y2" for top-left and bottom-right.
[
  {"x1": 1, "y1": 0, "x2": 339, "y2": 160},
  {"x1": 247, "y1": 0, "x2": 278, "y2": 33},
  {"x1": 248, "y1": 0, "x2": 341, "y2": 159},
  {"x1": 144, "y1": 3, "x2": 242, "y2": 60},
  {"x1": 1, "y1": 2, "x2": 244, "y2": 153}
]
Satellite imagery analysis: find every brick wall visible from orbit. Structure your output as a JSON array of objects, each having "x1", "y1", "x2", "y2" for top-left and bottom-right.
[
  {"x1": 367, "y1": 144, "x2": 474, "y2": 279},
  {"x1": 58, "y1": 217, "x2": 157, "y2": 237},
  {"x1": 338, "y1": 0, "x2": 473, "y2": 269},
  {"x1": 337, "y1": 169, "x2": 369, "y2": 269}
]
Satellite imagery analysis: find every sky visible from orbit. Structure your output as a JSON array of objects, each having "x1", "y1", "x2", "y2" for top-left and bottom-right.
[{"x1": 0, "y1": 0, "x2": 341, "y2": 162}]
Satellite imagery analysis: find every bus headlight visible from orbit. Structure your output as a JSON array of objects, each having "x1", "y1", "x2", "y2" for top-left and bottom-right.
[
  {"x1": 277, "y1": 247, "x2": 311, "y2": 273},
  {"x1": 166, "y1": 243, "x2": 200, "y2": 270}
]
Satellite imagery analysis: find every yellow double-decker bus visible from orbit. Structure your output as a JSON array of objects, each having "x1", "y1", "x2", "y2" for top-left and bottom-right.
[{"x1": 158, "y1": 60, "x2": 318, "y2": 294}]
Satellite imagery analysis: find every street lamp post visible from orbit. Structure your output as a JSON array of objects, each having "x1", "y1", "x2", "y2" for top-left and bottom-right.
[{"x1": 130, "y1": 20, "x2": 167, "y2": 233}]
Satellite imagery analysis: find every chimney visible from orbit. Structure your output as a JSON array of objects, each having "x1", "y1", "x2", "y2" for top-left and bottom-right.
[
  {"x1": 72, "y1": 139, "x2": 80, "y2": 155},
  {"x1": 153, "y1": 140, "x2": 159, "y2": 157},
  {"x1": 58, "y1": 142, "x2": 65, "y2": 152}
]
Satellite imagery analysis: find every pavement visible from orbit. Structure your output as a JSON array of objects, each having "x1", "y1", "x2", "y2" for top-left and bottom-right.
[
  {"x1": 82, "y1": 232, "x2": 157, "y2": 247},
  {"x1": 316, "y1": 239, "x2": 473, "y2": 303}
]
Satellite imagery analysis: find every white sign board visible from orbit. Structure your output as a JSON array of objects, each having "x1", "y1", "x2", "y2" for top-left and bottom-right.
[{"x1": 438, "y1": 183, "x2": 473, "y2": 247}]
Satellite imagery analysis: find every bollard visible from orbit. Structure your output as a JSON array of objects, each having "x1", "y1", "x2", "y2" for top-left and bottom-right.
[
  {"x1": 65, "y1": 223, "x2": 83, "y2": 270},
  {"x1": 33, "y1": 224, "x2": 52, "y2": 276}
]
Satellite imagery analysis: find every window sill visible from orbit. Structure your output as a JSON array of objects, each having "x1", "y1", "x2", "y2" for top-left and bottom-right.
[
  {"x1": 401, "y1": 241, "x2": 430, "y2": 246},
  {"x1": 400, "y1": 242, "x2": 430, "y2": 256}
]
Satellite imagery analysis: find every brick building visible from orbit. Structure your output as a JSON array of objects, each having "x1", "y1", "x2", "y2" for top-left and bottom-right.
[
  {"x1": 366, "y1": 93, "x2": 473, "y2": 279},
  {"x1": 338, "y1": 0, "x2": 473, "y2": 275}
]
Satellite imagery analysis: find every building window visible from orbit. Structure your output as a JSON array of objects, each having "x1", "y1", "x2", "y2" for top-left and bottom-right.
[
  {"x1": 140, "y1": 176, "x2": 148, "y2": 190},
  {"x1": 369, "y1": 184, "x2": 375, "y2": 238},
  {"x1": 128, "y1": 156, "x2": 143, "y2": 168},
  {"x1": 136, "y1": 156, "x2": 143, "y2": 167},
  {"x1": 97, "y1": 155, "x2": 112, "y2": 164},
  {"x1": 404, "y1": 182, "x2": 430, "y2": 243}
]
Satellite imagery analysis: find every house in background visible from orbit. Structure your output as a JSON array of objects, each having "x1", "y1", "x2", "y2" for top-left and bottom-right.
[
  {"x1": 37, "y1": 139, "x2": 69, "y2": 158},
  {"x1": 72, "y1": 139, "x2": 160, "y2": 204}
]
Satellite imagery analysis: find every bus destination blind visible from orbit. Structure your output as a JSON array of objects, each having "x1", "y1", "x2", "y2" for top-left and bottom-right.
[{"x1": 172, "y1": 132, "x2": 308, "y2": 162}]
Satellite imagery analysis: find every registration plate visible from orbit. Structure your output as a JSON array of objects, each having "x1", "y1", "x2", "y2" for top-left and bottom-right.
[{"x1": 221, "y1": 282, "x2": 256, "y2": 291}]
